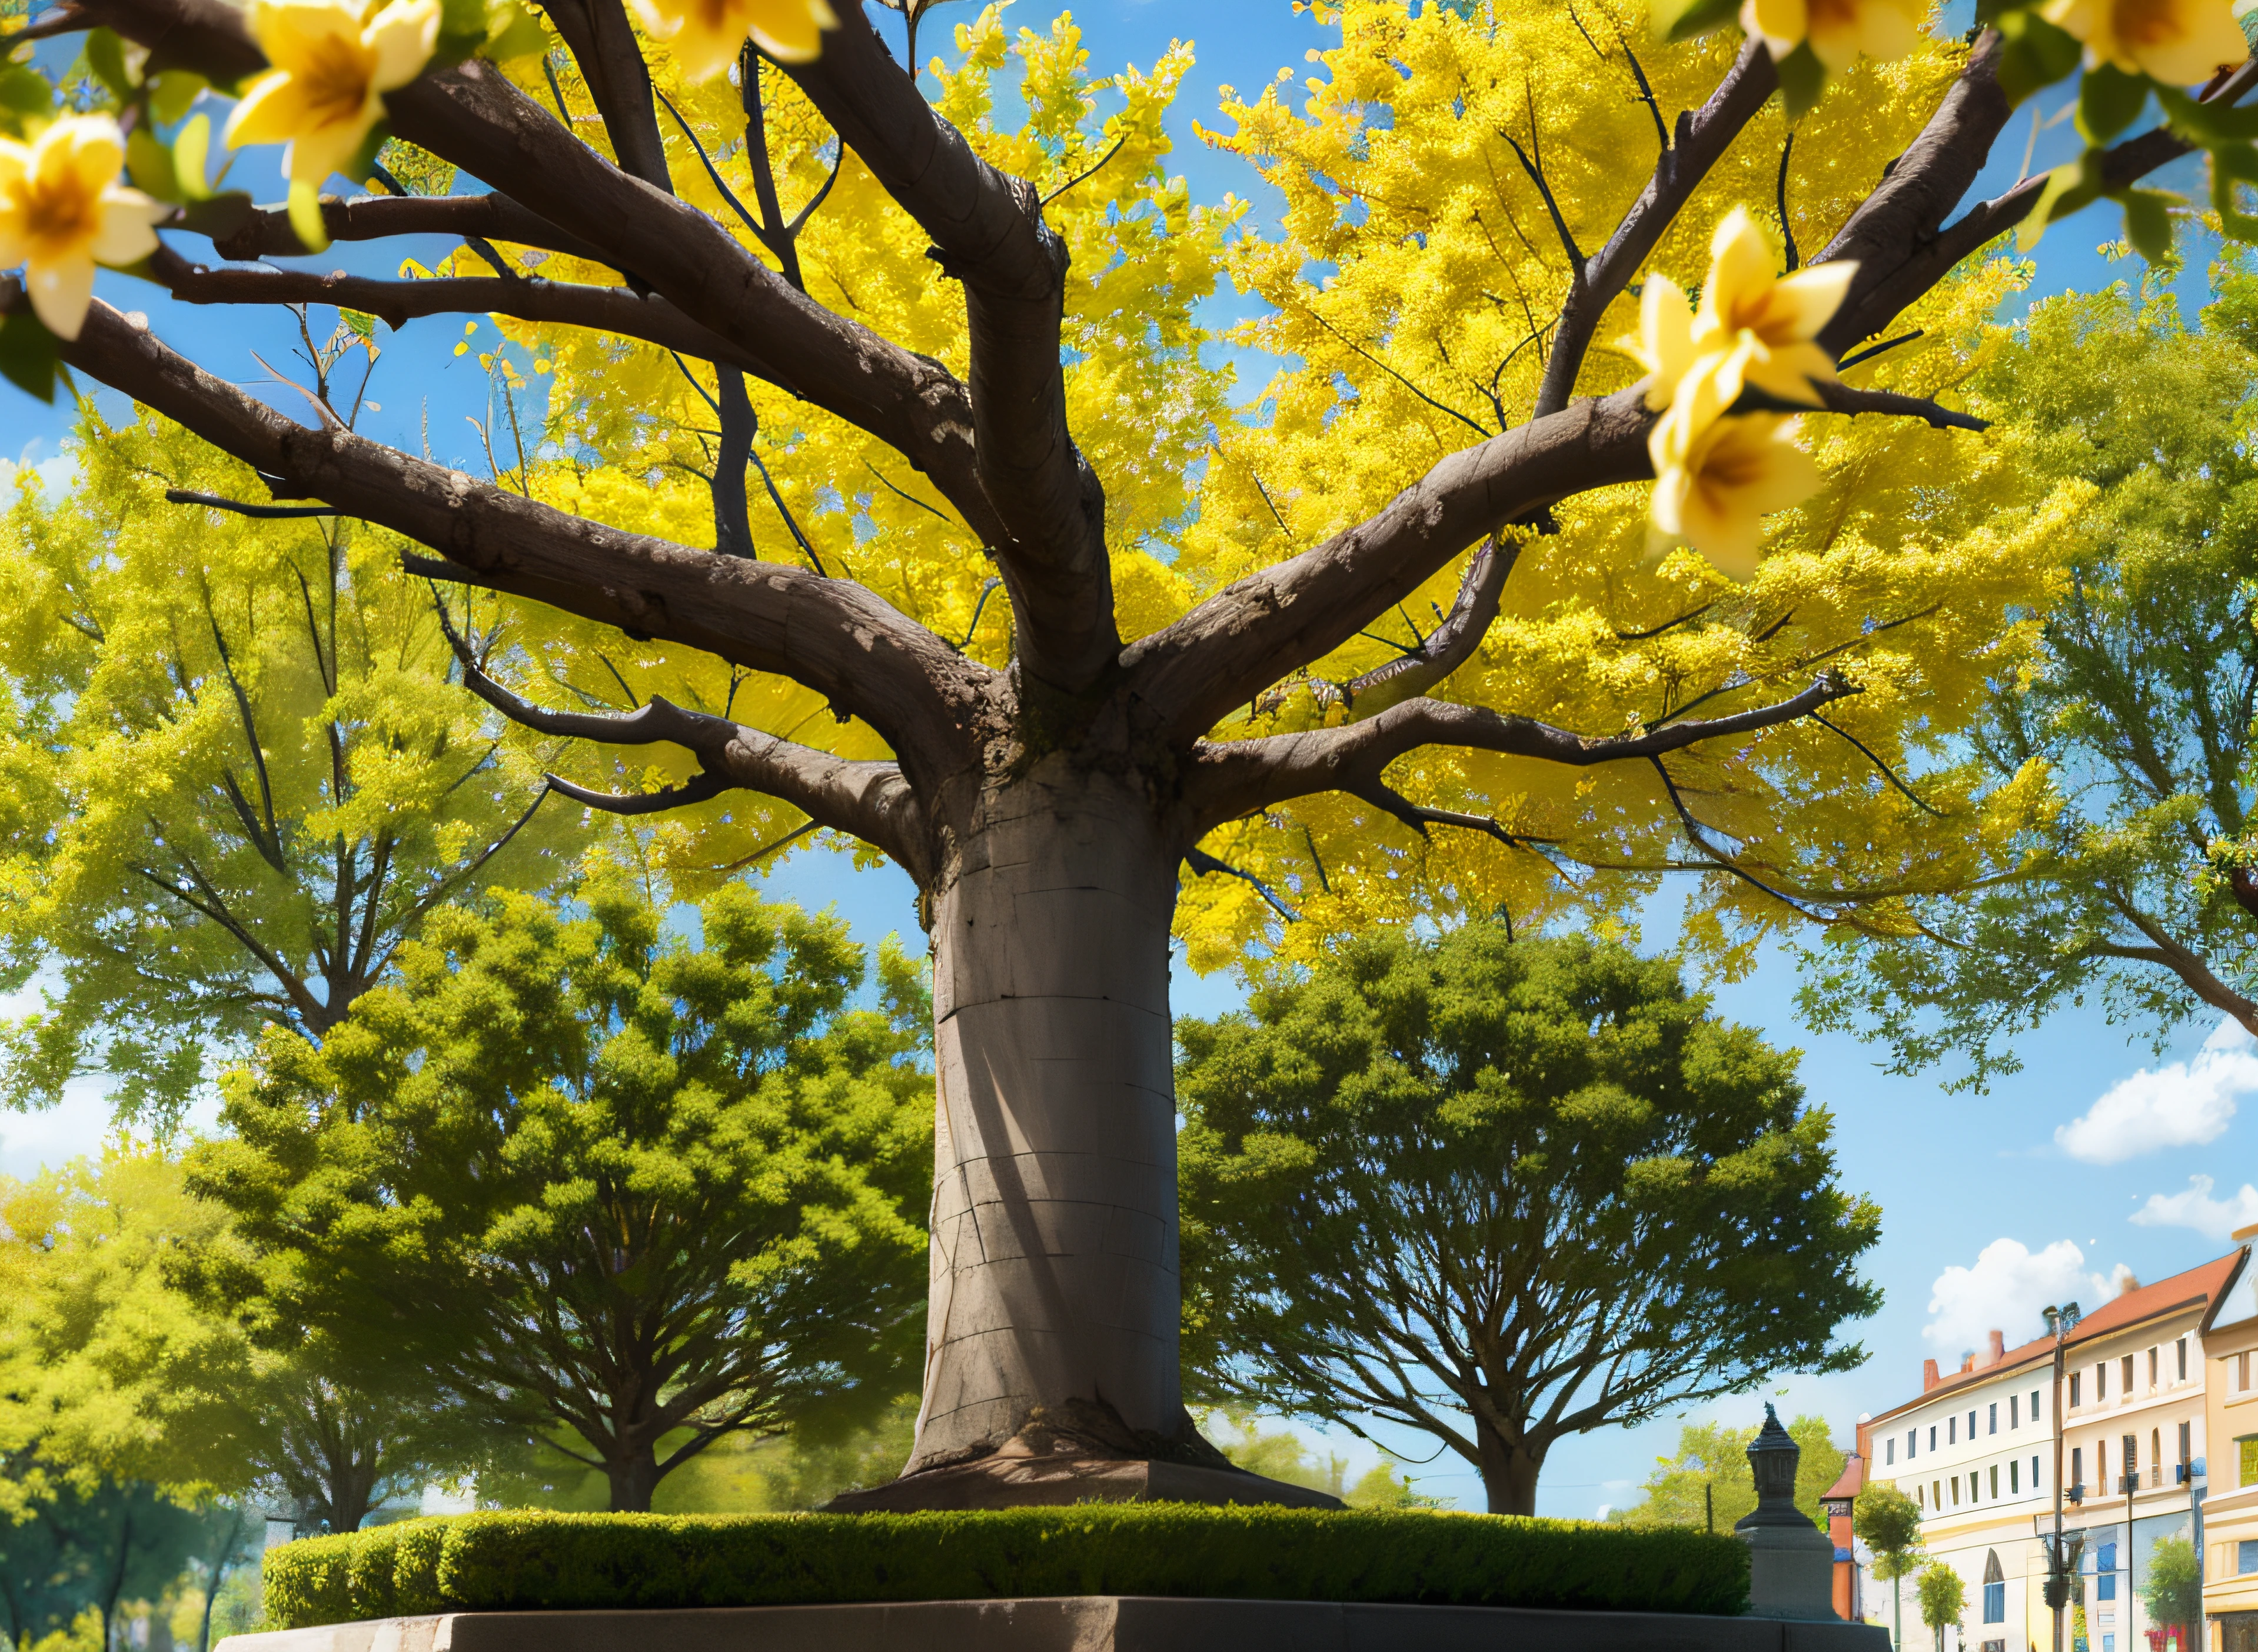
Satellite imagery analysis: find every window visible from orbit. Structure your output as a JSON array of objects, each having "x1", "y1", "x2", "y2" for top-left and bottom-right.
[
  {"x1": 1917, "y1": 1483, "x2": 1926, "y2": 1510},
  {"x1": 2122, "y1": 1433, "x2": 2138, "y2": 1491},
  {"x1": 1950, "y1": 1415, "x2": 1958, "y2": 1444},
  {"x1": 2098, "y1": 1574, "x2": 2117, "y2": 1602},
  {"x1": 2097, "y1": 1542, "x2": 2117, "y2": 1572},
  {"x1": 2241, "y1": 1351, "x2": 2252, "y2": 1393},
  {"x1": 2178, "y1": 1421, "x2": 2190, "y2": 1471},
  {"x1": 1933, "y1": 1481, "x2": 1941, "y2": 1508},
  {"x1": 2122, "y1": 1354, "x2": 2134, "y2": 1394},
  {"x1": 2031, "y1": 1455, "x2": 2040, "y2": 1489},
  {"x1": 2011, "y1": 1394, "x2": 2020, "y2": 1428},
  {"x1": 2073, "y1": 1446, "x2": 2084, "y2": 1490},
  {"x1": 2239, "y1": 1434, "x2": 2257, "y2": 1488},
  {"x1": 1990, "y1": 1464, "x2": 1999, "y2": 1498},
  {"x1": 1931, "y1": 1425, "x2": 1938, "y2": 1451},
  {"x1": 1968, "y1": 1410, "x2": 1978, "y2": 1440},
  {"x1": 1983, "y1": 1553, "x2": 2005, "y2": 1624},
  {"x1": 2010, "y1": 1458, "x2": 2020, "y2": 1493},
  {"x1": 2032, "y1": 1388, "x2": 2041, "y2": 1421},
  {"x1": 2097, "y1": 1361, "x2": 2109, "y2": 1400},
  {"x1": 2240, "y1": 1539, "x2": 2258, "y2": 1576},
  {"x1": 2151, "y1": 1428, "x2": 2161, "y2": 1487},
  {"x1": 2177, "y1": 1338, "x2": 2187, "y2": 1381},
  {"x1": 1910, "y1": 1429, "x2": 1918, "y2": 1458},
  {"x1": 2072, "y1": 1373, "x2": 2083, "y2": 1407},
  {"x1": 1951, "y1": 1477, "x2": 1961, "y2": 1506},
  {"x1": 1989, "y1": 1403, "x2": 1998, "y2": 1435},
  {"x1": 2148, "y1": 1348, "x2": 2157, "y2": 1389},
  {"x1": 1887, "y1": 1438, "x2": 1897, "y2": 1466}
]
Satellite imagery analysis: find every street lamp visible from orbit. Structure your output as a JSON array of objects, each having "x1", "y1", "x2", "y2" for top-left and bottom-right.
[{"x1": 2042, "y1": 1302, "x2": 2083, "y2": 1652}]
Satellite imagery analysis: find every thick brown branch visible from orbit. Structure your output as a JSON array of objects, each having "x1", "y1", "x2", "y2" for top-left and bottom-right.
[
  {"x1": 781, "y1": 5, "x2": 1115, "y2": 692},
  {"x1": 1184, "y1": 674, "x2": 1857, "y2": 831},
  {"x1": 52, "y1": 289, "x2": 985, "y2": 792},
  {"x1": 1533, "y1": 39, "x2": 1776, "y2": 419},
  {"x1": 1338, "y1": 534, "x2": 1518, "y2": 717},
  {"x1": 201, "y1": 191, "x2": 610, "y2": 267},
  {"x1": 1127, "y1": 389, "x2": 1656, "y2": 747},
  {"x1": 440, "y1": 620, "x2": 929, "y2": 873},
  {"x1": 536, "y1": 0, "x2": 672, "y2": 191},
  {"x1": 153, "y1": 246, "x2": 784, "y2": 380}
]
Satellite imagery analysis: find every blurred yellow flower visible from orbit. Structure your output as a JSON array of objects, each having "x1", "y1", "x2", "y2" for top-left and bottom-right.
[
  {"x1": 1650, "y1": 409, "x2": 1823, "y2": 580},
  {"x1": 2042, "y1": 0, "x2": 2247, "y2": 83},
  {"x1": 629, "y1": 0, "x2": 837, "y2": 81},
  {"x1": 1739, "y1": 0, "x2": 1926, "y2": 70},
  {"x1": 0, "y1": 116, "x2": 165, "y2": 341},
  {"x1": 1628, "y1": 275, "x2": 1698, "y2": 413},
  {"x1": 227, "y1": 0, "x2": 440, "y2": 188}
]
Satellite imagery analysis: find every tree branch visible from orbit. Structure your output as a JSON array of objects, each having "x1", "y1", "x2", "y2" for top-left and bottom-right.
[
  {"x1": 434, "y1": 603, "x2": 931, "y2": 877},
  {"x1": 1185, "y1": 673, "x2": 1859, "y2": 831},
  {"x1": 39, "y1": 288, "x2": 984, "y2": 793},
  {"x1": 534, "y1": 0, "x2": 672, "y2": 191},
  {"x1": 779, "y1": 3, "x2": 1116, "y2": 692},
  {"x1": 198, "y1": 191, "x2": 610, "y2": 268}
]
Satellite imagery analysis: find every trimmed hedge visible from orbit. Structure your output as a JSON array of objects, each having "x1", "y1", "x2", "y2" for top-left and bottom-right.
[{"x1": 265, "y1": 1507, "x2": 1749, "y2": 1628}]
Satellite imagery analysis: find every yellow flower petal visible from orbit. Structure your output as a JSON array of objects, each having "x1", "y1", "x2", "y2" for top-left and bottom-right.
[
  {"x1": 224, "y1": 71, "x2": 316, "y2": 151},
  {"x1": 1739, "y1": 0, "x2": 1924, "y2": 69},
  {"x1": 1628, "y1": 275, "x2": 1697, "y2": 412},
  {"x1": 1740, "y1": 0, "x2": 1808, "y2": 60},
  {"x1": 1652, "y1": 412, "x2": 1823, "y2": 579},
  {"x1": 91, "y1": 189, "x2": 165, "y2": 266},
  {"x1": 2044, "y1": 0, "x2": 2248, "y2": 81},
  {"x1": 634, "y1": 0, "x2": 835, "y2": 80},
  {"x1": 24, "y1": 252, "x2": 97, "y2": 341},
  {"x1": 367, "y1": 0, "x2": 441, "y2": 92}
]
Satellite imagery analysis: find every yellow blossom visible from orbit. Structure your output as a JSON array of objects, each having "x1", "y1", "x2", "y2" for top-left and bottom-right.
[
  {"x1": 1739, "y1": 0, "x2": 1926, "y2": 71},
  {"x1": 628, "y1": 0, "x2": 837, "y2": 81},
  {"x1": 227, "y1": 0, "x2": 440, "y2": 189},
  {"x1": 0, "y1": 116, "x2": 165, "y2": 341},
  {"x1": 1650, "y1": 408, "x2": 1824, "y2": 579},
  {"x1": 1625, "y1": 209, "x2": 1854, "y2": 423},
  {"x1": 2041, "y1": 0, "x2": 2247, "y2": 84}
]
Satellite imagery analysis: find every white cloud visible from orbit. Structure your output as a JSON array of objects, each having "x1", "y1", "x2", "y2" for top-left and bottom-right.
[
  {"x1": 2130, "y1": 1174, "x2": 2258, "y2": 1241},
  {"x1": 1924, "y1": 1238, "x2": 2121, "y2": 1354},
  {"x1": 2056, "y1": 1020, "x2": 2254, "y2": 1164}
]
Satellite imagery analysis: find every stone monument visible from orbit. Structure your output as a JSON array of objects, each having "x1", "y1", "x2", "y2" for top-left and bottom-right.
[{"x1": 1735, "y1": 1404, "x2": 1840, "y2": 1621}]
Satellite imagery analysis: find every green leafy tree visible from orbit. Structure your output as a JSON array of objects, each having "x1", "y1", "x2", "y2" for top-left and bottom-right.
[
  {"x1": 0, "y1": 403, "x2": 580, "y2": 1126},
  {"x1": 0, "y1": 1474, "x2": 210, "y2": 1652},
  {"x1": 1803, "y1": 264, "x2": 2258, "y2": 1083},
  {"x1": 1920, "y1": 1561, "x2": 1968, "y2": 1652},
  {"x1": 2141, "y1": 1535, "x2": 2202, "y2": 1636},
  {"x1": 1178, "y1": 924, "x2": 1881, "y2": 1514},
  {"x1": 190, "y1": 881, "x2": 932, "y2": 1512},
  {"x1": 1856, "y1": 1483, "x2": 1927, "y2": 1651},
  {"x1": 1611, "y1": 1414, "x2": 1845, "y2": 1531}
]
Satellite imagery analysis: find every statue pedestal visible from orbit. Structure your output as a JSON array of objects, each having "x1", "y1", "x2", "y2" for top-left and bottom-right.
[{"x1": 1740, "y1": 1522, "x2": 1842, "y2": 1621}]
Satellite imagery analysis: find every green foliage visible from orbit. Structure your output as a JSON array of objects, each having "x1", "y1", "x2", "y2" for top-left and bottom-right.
[
  {"x1": 260, "y1": 1507, "x2": 1752, "y2": 1626},
  {"x1": 0, "y1": 407, "x2": 580, "y2": 1127},
  {"x1": 0, "y1": 1474, "x2": 213, "y2": 1650},
  {"x1": 1610, "y1": 1415, "x2": 1846, "y2": 1532},
  {"x1": 1801, "y1": 259, "x2": 2258, "y2": 1081},
  {"x1": 1178, "y1": 923, "x2": 1881, "y2": 1514},
  {"x1": 1918, "y1": 1561, "x2": 1967, "y2": 1638},
  {"x1": 188, "y1": 881, "x2": 933, "y2": 1513},
  {"x1": 1854, "y1": 1484, "x2": 1926, "y2": 1580},
  {"x1": 2141, "y1": 1534, "x2": 2202, "y2": 1630}
]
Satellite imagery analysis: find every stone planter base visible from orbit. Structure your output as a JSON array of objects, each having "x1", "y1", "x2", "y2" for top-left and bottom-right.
[
  {"x1": 824, "y1": 1453, "x2": 1344, "y2": 1511},
  {"x1": 217, "y1": 1601, "x2": 1894, "y2": 1652}
]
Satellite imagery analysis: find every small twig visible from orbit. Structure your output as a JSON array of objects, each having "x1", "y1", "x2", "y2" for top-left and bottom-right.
[
  {"x1": 1775, "y1": 131, "x2": 1799, "y2": 272},
  {"x1": 547, "y1": 768, "x2": 731, "y2": 814},
  {"x1": 1041, "y1": 131, "x2": 1129, "y2": 207},
  {"x1": 1811, "y1": 380, "x2": 1988, "y2": 432},
  {"x1": 1647, "y1": 755, "x2": 1823, "y2": 916},
  {"x1": 1809, "y1": 711, "x2": 1946, "y2": 817},
  {"x1": 957, "y1": 577, "x2": 1002, "y2": 651},
  {"x1": 1837, "y1": 329, "x2": 1924, "y2": 371},
  {"x1": 165, "y1": 488, "x2": 338, "y2": 519},
  {"x1": 1614, "y1": 602, "x2": 1714, "y2": 642},
  {"x1": 1183, "y1": 846, "x2": 1302, "y2": 923},
  {"x1": 1502, "y1": 128, "x2": 1585, "y2": 272}
]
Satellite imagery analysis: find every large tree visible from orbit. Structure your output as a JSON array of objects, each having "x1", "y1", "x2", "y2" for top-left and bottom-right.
[
  {"x1": 1801, "y1": 265, "x2": 2258, "y2": 1085},
  {"x1": 5, "y1": 0, "x2": 2253, "y2": 1497},
  {"x1": 189, "y1": 881, "x2": 932, "y2": 1511},
  {"x1": 1176, "y1": 925, "x2": 1878, "y2": 1513}
]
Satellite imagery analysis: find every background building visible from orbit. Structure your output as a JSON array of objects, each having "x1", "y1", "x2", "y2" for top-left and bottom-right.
[{"x1": 2202, "y1": 1225, "x2": 2258, "y2": 1652}]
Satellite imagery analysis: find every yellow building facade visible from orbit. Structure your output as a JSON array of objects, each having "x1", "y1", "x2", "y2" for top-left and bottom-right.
[{"x1": 2201, "y1": 1223, "x2": 2258, "y2": 1652}]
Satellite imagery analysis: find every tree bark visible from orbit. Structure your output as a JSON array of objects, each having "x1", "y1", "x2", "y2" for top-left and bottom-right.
[
  {"x1": 911, "y1": 756, "x2": 1192, "y2": 1472},
  {"x1": 1475, "y1": 1421, "x2": 1545, "y2": 1517},
  {"x1": 604, "y1": 1446, "x2": 664, "y2": 1513}
]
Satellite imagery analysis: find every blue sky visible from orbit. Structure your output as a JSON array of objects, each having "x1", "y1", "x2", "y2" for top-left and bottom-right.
[{"x1": 1, "y1": 0, "x2": 2252, "y2": 1519}]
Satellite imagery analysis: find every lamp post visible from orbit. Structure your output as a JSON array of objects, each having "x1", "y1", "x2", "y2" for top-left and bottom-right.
[
  {"x1": 2121, "y1": 1453, "x2": 2138, "y2": 1652},
  {"x1": 2043, "y1": 1303, "x2": 2084, "y2": 1652}
]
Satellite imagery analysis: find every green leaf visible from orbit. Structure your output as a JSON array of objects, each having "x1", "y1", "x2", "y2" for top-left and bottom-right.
[
  {"x1": 1651, "y1": 0, "x2": 1740, "y2": 43},
  {"x1": 2116, "y1": 188, "x2": 2176, "y2": 261},
  {"x1": 2214, "y1": 151, "x2": 2258, "y2": 240},
  {"x1": 434, "y1": 0, "x2": 490, "y2": 60},
  {"x1": 0, "y1": 308, "x2": 62, "y2": 404},
  {"x1": 2076, "y1": 62, "x2": 2149, "y2": 146},
  {"x1": 0, "y1": 65, "x2": 53, "y2": 139},
  {"x1": 2156, "y1": 82, "x2": 2258, "y2": 144},
  {"x1": 177, "y1": 189, "x2": 254, "y2": 242},
  {"x1": 483, "y1": 0, "x2": 550, "y2": 62},
  {"x1": 1774, "y1": 41, "x2": 1826, "y2": 122},
  {"x1": 83, "y1": 28, "x2": 135, "y2": 102},
  {"x1": 2018, "y1": 152, "x2": 2104, "y2": 251},
  {"x1": 125, "y1": 127, "x2": 182, "y2": 204},
  {"x1": 1994, "y1": 10, "x2": 2083, "y2": 107},
  {"x1": 149, "y1": 69, "x2": 207, "y2": 126},
  {"x1": 341, "y1": 309, "x2": 377, "y2": 339}
]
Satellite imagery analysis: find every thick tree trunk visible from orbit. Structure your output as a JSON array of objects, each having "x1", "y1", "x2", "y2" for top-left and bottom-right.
[
  {"x1": 1475, "y1": 1422, "x2": 1545, "y2": 1516},
  {"x1": 907, "y1": 759, "x2": 1190, "y2": 1473},
  {"x1": 604, "y1": 1446, "x2": 664, "y2": 1513}
]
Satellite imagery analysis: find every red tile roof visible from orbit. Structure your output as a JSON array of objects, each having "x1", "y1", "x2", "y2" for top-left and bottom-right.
[
  {"x1": 1868, "y1": 1247, "x2": 2249, "y2": 1424},
  {"x1": 1823, "y1": 1453, "x2": 1865, "y2": 1504}
]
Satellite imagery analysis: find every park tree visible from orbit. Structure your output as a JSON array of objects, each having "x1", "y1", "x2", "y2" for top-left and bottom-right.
[
  {"x1": 1920, "y1": 1560, "x2": 1968, "y2": 1652},
  {"x1": 2141, "y1": 1534, "x2": 2202, "y2": 1637},
  {"x1": 1802, "y1": 264, "x2": 2258, "y2": 1085},
  {"x1": 1176, "y1": 925, "x2": 1879, "y2": 1514},
  {"x1": 6, "y1": 0, "x2": 2254, "y2": 1498},
  {"x1": 0, "y1": 407, "x2": 580, "y2": 1127},
  {"x1": 1855, "y1": 1482, "x2": 1926, "y2": 1651},
  {"x1": 0, "y1": 1148, "x2": 488, "y2": 1536},
  {"x1": 189, "y1": 881, "x2": 932, "y2": 1512},
  {"x1": 1611, "y1": 1413, "x2": 1846, "y2": 1531}
]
